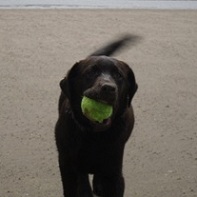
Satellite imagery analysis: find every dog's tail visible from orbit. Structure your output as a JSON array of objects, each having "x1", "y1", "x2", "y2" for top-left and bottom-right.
[{"x1": 89, "y1": 34, "x2": 141, "y2": 57}]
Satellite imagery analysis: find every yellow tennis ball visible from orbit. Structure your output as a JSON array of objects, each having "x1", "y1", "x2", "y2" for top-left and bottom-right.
[{"x1": 81, "y1": 96, "x2": 113, "y2": 123}]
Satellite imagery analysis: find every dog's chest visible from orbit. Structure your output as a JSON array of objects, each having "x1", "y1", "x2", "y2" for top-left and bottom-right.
[{"x1": 77, "y1": 137, "x2": 108, "y2": 173}]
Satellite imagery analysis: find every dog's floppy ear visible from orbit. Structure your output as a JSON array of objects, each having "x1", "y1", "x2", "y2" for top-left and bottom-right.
[
  {"x1": 59, "y1": 77, "x2": 68, "y2": 96},
  {"x1": 127, "y1": 67, "x2": 138, "y2": 107},
  {"x1": 59, "y1": 62, "x2": 80, "y2": 100}
]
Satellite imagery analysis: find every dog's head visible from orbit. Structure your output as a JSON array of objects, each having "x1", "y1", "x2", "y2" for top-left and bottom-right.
[{"x1": 60, "y1": 56, "x2": 137, "y2": 131}]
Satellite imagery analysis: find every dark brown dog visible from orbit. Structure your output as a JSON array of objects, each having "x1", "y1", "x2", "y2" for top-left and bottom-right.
[{"x1": 55, "y1": 35, "x2": 139, "y2": 197}]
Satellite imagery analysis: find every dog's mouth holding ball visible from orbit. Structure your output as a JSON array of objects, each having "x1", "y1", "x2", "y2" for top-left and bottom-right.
[
  {"x1": 81, "y1": 96, "x2": 113, "y2": 128},
  {"x1": 88, "y1": 115, "x2": 112, "y2": 127}
]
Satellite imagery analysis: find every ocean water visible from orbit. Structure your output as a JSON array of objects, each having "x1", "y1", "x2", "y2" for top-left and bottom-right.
[{"x1": 0, "y1": 0, "x2": 197, "y2": 9}]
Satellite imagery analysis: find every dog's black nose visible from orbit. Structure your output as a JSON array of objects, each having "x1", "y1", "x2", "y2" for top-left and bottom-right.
[{"x1": 101, "y1": 83, "x2": 116, "y2": 93}]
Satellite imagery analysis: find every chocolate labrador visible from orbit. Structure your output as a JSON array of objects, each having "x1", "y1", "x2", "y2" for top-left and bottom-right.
[{"x1": 55, "y1": 35, "x2": 140, "y2": 197}]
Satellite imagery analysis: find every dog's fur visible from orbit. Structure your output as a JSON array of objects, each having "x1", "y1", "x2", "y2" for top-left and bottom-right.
[{"x1": 55, "y1": 35, "x2": 139, "y2": 197}]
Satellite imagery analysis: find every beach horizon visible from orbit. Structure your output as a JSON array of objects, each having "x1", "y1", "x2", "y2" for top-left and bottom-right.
[{"x1": 0, "y1": 0, "x2": 197, "y2": 9}]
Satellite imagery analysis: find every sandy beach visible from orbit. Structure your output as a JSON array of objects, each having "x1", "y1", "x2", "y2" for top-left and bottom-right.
[{"x1": 0, "y1": 9, "x2": 197, "y2": 197}]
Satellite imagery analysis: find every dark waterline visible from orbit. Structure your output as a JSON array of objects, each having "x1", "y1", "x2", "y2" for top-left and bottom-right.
[{"x1": 0, "y1": 0, "x2": 197, "y2": 9}]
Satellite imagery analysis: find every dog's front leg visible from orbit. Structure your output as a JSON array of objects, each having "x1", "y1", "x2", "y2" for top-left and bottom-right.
[
  {"x1": 93, "y1": 174, "x2": 125, "y2": 197},
  {"x1": 59, "y1": 155, "x2": 93, "y2": 197},
  {"x1": 58, "y1": 157, "x2": 78, "y2": 197},
  {"x1": 77, "y1": 174, "x2": 93, "y2": 197}
]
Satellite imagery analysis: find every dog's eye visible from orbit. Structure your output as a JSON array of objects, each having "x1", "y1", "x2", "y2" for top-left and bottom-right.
[
  {"x1": 92, "y1": 69, "x2": 100, "y2": 77},
  {"x1": 86, "y1": 67, "x2": 101, "y2": 79},
  {"x1": 114, "y1": 72, "x2": 123, "y2": 80}
]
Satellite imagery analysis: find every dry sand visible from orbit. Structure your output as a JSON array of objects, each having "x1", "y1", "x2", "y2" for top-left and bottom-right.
[{"x1": 0, "y1": 9, "x2": 197, "y2": 197}]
